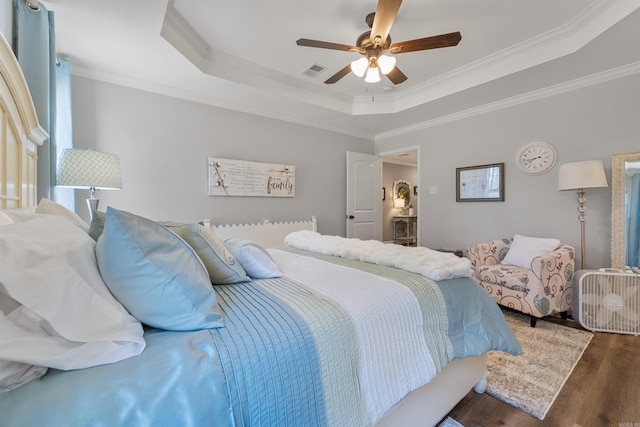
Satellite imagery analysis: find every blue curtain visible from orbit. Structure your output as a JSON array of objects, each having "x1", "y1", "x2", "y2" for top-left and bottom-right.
[
  {"x1": 52, "y1": 58, "x2": 74, "y2": 208},
  {"x1": 626, "y1": 174, "x2": 640, "y2": 268},
  {"x1": 13, "y1": 0, "x2": 74, "y2": 209}
]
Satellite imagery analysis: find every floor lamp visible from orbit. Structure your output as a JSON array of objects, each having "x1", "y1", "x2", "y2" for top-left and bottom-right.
[
  {"x1": 558, "y1": 160, "x2": 608, "y2": 270},
  {"x1": 56, "y1": 149, "x2": 122, "y2": 219}
]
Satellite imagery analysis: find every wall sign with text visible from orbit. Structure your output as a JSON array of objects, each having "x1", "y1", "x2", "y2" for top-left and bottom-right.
[{"x1": 208, "y1": 157, "x2": 295, "y2": 197}]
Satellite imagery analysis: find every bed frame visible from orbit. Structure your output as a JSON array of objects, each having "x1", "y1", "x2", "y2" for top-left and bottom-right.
[
  {"x1": 378, "y1": 355, "x2": 486, "y2": 427},
  {"x1": 0, "y1": 32, "x2": 486, "y2": 427},
  {"x1": 0, "y1": 34, "x2": 47, "y2": 209},
  {"x1": 210, "y1": 216, "x2": 488, "y2": 426},
  {"x1": 211, "y1": 215, "x2": 318, "y2": 248}
]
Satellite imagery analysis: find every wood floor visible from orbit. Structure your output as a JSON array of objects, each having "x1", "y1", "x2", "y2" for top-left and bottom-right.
[{"x1": 445, "y1": 316, "x2": 640, "y2": 427}]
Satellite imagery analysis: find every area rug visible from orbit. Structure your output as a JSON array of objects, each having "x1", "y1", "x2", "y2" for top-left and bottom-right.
[{"x1": 486, "y1": 311, "x2": 593, "y2": 420}]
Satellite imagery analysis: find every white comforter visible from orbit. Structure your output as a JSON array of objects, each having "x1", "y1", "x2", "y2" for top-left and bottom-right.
[
  {"x1": 284, "y1": 230, "x2": 472, "y2": 281},
  {"x1": 270, "y1": 249, "x2": 437, "y2": 423}
]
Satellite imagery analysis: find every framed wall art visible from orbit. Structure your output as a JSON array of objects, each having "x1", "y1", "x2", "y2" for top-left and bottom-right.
[
  {"x1": 393, "y1": 179, "x2": 412, "y2": 206},
  {"x1": 456, "y1": 162, "x2": 504, "y2": 202},
  {"x1": 208, "y1": 157, "x2": 295, "y2": 197}
]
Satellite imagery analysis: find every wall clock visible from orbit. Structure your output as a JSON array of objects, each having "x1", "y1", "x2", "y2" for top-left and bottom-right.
[{"x1": 516, "y1": 142, "x2": 557, "y2": 175}]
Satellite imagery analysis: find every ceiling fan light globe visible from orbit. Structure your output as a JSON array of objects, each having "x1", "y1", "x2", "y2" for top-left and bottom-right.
[
  {"x1": 364, "y1": 66, "x2": 381, "y2": 83},
  {"x1": 350, "y1": 58, "x2": 368, "y2": 77},
  {"x1": 378, "y1": 55, "x2": 396, "y2": 74}
]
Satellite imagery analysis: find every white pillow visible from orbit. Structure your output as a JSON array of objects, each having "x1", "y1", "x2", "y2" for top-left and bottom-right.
[
  {"x1": 0, "y1": 357, "x2": 48, "y2": 393},
  {"x1": 35, "y1": 198, "x2": 89, "y2": 232},
  {"x1": 0, "y1": 207, "x2": 35, "y2": 223},
  {"x1": 224, "y1": 238, "x2": 283, "y2": 279},
  {"x1": 501, "y1": 234, "x2": 560, "y2": 268},
  {"x1": 0, "y1": 211, "x2": 14, "y2": 225},
  {"x1": 0, "y1": 215, "x2": 145, "y2": 392}
]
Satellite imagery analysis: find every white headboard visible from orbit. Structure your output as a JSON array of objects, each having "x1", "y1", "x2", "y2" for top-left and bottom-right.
[
  {"x1": 211, "y1": 216, "x2": 317, "y2": 248},
  {"x1": 0, "y1": 33, "x2": 47, "y2": 209}
]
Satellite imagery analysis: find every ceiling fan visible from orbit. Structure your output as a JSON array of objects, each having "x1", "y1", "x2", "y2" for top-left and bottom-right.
[{"x1": 296, "y1": 0, "x2": 461, "y2": 85}]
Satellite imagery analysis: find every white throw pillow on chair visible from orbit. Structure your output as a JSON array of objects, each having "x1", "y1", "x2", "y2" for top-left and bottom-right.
[{"x1": 501, "y1": 234, "x2": 560, "y2": 268}]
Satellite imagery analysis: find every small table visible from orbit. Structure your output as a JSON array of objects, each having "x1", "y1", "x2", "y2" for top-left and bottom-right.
[{"x1": 393, "y1": 215, "x2": 417, "y2": 246}]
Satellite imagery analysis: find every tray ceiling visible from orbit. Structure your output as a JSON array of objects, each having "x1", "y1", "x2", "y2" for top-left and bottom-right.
[{"x1": 44, "y1": 0, "x2": 640, "y2": 139}]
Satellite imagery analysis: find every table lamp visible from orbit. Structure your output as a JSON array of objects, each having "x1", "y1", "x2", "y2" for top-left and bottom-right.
[{"x1": 56, "y1": 149, "x2": 122, "y2": 218}]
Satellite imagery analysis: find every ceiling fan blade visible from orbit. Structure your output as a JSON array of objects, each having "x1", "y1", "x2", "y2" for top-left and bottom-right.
[
  {"x1": 385, "y1": 66, "x2": 407, "y2": 85},
  {"x1": 370, "y1": 0, "x2": 403, "y2": 47},
  {"x1": 296, "y1": 38, "x2": 358, "y2": 52},
  {"x1": 324, "y1": 64, "x2": 353, "y2": 84},
  {"x1": 389, "y1": 31, "x2": 462, "y2": 54}
]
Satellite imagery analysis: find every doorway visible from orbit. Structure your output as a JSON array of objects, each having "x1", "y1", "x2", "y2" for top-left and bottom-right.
[{"x1": 380, "y1": 148, "x2": 419, "y2": 245}]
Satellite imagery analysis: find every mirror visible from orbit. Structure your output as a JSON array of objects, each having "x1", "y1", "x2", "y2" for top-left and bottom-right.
[
  {"x1": 611, "y1": 151, "x2": 640, "y2": 269},
  {"x1": 393, "y1": 179, "x2": 412, "y2": 208}
]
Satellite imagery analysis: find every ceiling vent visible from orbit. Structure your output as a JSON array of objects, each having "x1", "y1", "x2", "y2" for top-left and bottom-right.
[{"x1": 302, "y1": 64, "x2": 326, "y2": 78}]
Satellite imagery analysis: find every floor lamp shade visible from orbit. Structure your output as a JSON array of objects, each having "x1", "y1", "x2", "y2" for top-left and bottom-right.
[
  {"x1": 558, "y1": 160, "x2": 608, "y2": 191},
  {"x1": 56, "y1": 149, "x2": 122, "y2": 217},
  {"x1": 557, "y1": 160, "x2": 608, "y2": 270}
]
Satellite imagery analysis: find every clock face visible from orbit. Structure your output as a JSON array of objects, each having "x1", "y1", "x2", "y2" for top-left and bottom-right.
[{"x1": 516, "y1": 142, "x2": 557, "y2": 175}]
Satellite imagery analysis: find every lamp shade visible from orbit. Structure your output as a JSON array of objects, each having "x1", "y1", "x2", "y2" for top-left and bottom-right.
[
  {"x1": 57, "y1": 149, "x2": 122, "y2": 190},
  {"x1": 393, "y1": 198, "x2": 406, "y2": 209},
  {"x1": 377, "y1": 55, "x2": 396, "y2": 75},
  {"x1": 350, "y1": 57, "x2": 368, "y2": 77},
  {"x1": 558, "y1": 160, "x2": 608, "y2": 191},
  {"x1": 364, "y1": 66, "x2": 381, "y2": 83}
]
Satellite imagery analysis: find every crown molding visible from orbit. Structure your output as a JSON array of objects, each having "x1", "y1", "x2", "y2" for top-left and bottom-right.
[
  {"x1": 161, "y1": 2, "x2": 355, "y2": 114},
  {"x1": 69, "y1": 63, "x2": 375, "y2": 140},
  {"x1": 160, "y1": 0, "x2": 638, "y2": 117},
  {"x1": 387, "y1": 0, "x2": 639, "y2": 114},
  {"x1": 65, "y1": 0, "x2": 638, "y2": 142},
  {"x1": 376, "y1": 61, "x2": 640, "y2": 141}
]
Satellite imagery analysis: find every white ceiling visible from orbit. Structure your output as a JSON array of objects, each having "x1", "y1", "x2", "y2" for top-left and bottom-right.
[
  {"x1": 383, "y1": 150, "x2": 417, "y2": 166},
  {"x1": 42, "y1": 0, "x2": 640, "y2": 140}
]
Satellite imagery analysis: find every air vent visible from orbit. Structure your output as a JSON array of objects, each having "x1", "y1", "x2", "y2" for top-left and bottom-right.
[{"x1": 302, "y1": 64, "x2": 326, "y2": 78}]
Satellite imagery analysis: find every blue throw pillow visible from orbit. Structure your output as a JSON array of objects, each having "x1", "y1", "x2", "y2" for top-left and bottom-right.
[{"x1": 96, "y1": 207, "x2": 224, "y2": 331}]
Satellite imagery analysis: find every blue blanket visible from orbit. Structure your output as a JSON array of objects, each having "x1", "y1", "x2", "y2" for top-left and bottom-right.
[
  {"x1": 0, "y1": 328, "x2": 234, "y2": 427},
  {"x1": 436, "y1": 277, "x2": 522, "y2": 359},
  {"x1": 0, "y1": 252, "x2": 520, "y2": 427},
  {"x1": 212, "y1": 281, "x2": 329, "y2": 427}
]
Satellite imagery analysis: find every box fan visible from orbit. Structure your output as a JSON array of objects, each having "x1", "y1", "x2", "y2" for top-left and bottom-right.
[{"x1": 573, "y1": 269, "x2": 640, "y2": 335}]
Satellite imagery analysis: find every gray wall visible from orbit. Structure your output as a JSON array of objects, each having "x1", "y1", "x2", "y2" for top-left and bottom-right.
[
  {"x1": 376, "y1": 74, "x2": 640, "y2": 270},
  {"x1": 70, "y1": 76, "x2": 373, "y2": 236},
  {"x1": 70, "y1": 70, "x2": 638, "y2": 270}
]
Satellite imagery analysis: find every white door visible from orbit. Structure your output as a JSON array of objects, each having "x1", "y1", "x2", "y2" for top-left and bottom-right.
[{"x1": 346, "y1": 151, "x2": 381, "y2": 240}]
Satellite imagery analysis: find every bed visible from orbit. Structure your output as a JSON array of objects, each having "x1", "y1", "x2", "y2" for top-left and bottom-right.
[{"x1": 0, "y1": 33, "x2": 520, "y2": 427}]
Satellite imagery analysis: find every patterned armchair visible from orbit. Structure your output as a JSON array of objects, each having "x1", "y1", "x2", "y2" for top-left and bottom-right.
[{"x1": 467, "y1": 238, "x2": 575, "y2": 327}]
